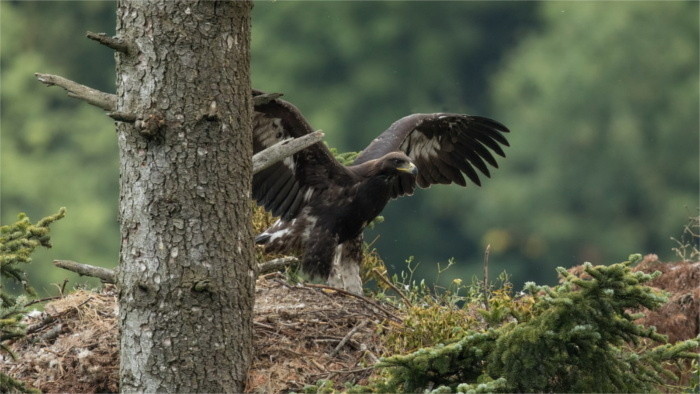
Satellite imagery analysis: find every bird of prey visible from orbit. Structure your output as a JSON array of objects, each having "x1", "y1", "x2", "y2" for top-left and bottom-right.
[{"x1": 252, "y1": 89, "x2": 510, "y2": 293}]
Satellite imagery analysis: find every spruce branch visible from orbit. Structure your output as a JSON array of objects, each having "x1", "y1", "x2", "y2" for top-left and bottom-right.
[
  {"x1": 34, "y1": 73, "x2": 116, "y2": 111},
  {"x1": 1, "y1": 210, "x2": 64, "y2": 393},
  {"x1": 1, "y1": 208, "x2": 66, "y2": 301},
  {"x1": 252, "y1": 130, "x2": 324, "y2": 174},
  {"x1": 86, "y1": 31, "x2": 132, "y2": 55}
]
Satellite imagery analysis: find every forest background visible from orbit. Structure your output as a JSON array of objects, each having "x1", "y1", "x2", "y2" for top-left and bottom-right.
[{"x1": 1, "y1": 1, "x2": 698, "y2": 295}]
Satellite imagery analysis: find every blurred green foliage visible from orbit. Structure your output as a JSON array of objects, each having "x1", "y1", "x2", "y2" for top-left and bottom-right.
[
  {"x1": 1, "y1": 2, "x2": 118, "y2": 292},
  {"x1": 1, "y1": 2, "x2": 697, "y2": 294},
  {"x1": 482, "y1": 1, "x2": 700, "y2": 284}
]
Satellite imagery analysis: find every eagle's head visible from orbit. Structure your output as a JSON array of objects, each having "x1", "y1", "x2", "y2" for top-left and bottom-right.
[{"x1": 378, "y1": 152, "x2": 418, "y2": 177}]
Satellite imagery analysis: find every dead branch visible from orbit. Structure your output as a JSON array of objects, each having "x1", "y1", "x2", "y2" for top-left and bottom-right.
[
  {"x1": 86, "y1": 31, "x2": 132, "y2": 55},
  {"x1": 360, "y1": 343, "x2": 380, "y2": 364},
  {"x1": 371, "y1": 268, "x2": 413, "y2": 307},
  {"x1": 26, "y1": 298, "x2": 92, "y2": 335},
  {"x1": 53, "y1": 260, "x2": 116, "y2": 283},
  {"x1": 329, "y1": 320, "x2": 368, "y2": 357},
  {"x1": 305, "y1": 283, "x2": 401, "y2": 323},
  {"x1": 32, "y1": 76, "x2": 318, "y2": 167},
  {"x1": 34, "y1": 73, "x2": 116, "y2": 111},
  {"x1": 25, "y1": 296, "x2": 63, "y2": 307},
  {"x1": 53, "y1": 257, "x2": 302, "y2": 284},
  {"x1": 257, "y1": 256, "x2": 299, "y2": 274},
  {"x1": 252, "y1": 131, "x2": 324, "y2": 174}
]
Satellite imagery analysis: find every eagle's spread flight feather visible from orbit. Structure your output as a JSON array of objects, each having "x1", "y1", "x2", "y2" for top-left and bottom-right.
[{"x1": 252, "y1": 89, "x2": 510, "y2": 292}]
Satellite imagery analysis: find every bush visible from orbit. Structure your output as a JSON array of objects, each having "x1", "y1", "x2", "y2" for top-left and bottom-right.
[{"x1": 372, "y1": 254, "x2": 698, "y2": 393}]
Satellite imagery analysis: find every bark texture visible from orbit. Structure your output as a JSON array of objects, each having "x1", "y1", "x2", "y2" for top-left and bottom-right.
[{"x1": 115, "y1": 1, "x2": 254, "y2": 392}]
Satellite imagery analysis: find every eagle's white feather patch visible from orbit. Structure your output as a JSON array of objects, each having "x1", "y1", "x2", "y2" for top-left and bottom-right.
[
  {"x1": 303, "y1": 188, "x2": 315, "y2": 202},
  {"x1": 412, "y1": 131, "x2": 441, "y2": 160},
  {"x1": 327, "y1": 243, "x2": 362, "y2": 294},
  {"x1": 332, "y1": 244, "x2": 343, "y2": 267},
  {"x1": 301, "y1": 216, "x2": 317, "y2": 240},
  {"x1": 283, "y1": 155, "x2": 295, "y2": 172}
]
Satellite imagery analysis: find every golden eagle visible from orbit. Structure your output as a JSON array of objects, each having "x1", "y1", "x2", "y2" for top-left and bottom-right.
[{"x1": 252, "y1": 90, "x2": 510, "y2": 293}]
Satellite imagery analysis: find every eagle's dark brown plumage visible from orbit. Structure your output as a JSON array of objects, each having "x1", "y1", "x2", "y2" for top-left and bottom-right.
[{"x1": 252, "y1": 89, "x2": 510, "y2": 292}]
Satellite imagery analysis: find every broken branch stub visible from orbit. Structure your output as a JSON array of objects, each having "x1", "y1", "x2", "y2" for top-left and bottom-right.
[
  {"x1": 86, "y1": 31, "x2": 133, "y2": 55},
  {"x1": 34, "y1": 73, "x2": 117, "y2": 111}
]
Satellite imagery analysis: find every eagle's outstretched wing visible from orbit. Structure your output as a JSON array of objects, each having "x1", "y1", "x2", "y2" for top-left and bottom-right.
[
  {"x1": 353, "y1": 113, "x2": 510, "y2": 198},
  {"x1": 252, "y1": 90, "x2": 352, "y2": 220}
]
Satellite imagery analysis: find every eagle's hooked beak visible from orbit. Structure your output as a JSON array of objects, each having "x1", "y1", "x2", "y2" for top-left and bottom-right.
[{"x1": 398, "y1": 162, "x2": 418, "y2": 176}]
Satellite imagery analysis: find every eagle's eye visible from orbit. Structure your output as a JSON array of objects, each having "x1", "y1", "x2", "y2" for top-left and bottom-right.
[{"x1": 392, "y1": 158, "x2": 402, "y2": 165}]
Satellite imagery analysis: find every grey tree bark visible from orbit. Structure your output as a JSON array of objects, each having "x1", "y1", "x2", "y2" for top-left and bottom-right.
[{"x1": 115, "y1": 1, "x2": 254, "y2": 392}]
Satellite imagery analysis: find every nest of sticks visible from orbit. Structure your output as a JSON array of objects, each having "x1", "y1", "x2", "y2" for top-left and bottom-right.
[
  {"x1": 2, "y1": 288, "x2": 120, "y2": 393},
  {"x1": 2, "y1": 275, "x2": 397, "y2": 393},
  {"x1": 3, "y1": 255, "x2": 697, "y2": 393}
]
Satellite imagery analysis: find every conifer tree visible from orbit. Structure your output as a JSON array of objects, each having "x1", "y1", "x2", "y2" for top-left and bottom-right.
[
  {"x1": 374, "y1": 255, "x2": 699, "y2": 393},
  {"x1": 33, "y1": 1, "x2": 255, "y2": 391}
]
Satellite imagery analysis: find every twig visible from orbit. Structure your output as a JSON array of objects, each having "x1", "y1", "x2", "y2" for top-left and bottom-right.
[
  {"x1": 252, "y1": 131, "x2": 324, "y2": 174},
  {"x1": 329, "y1": 320, "x2": 368, "y2": 357},
  {"x1": 34, "y1": 73, "x2": 116, "y2": 111},
  {"x1": 39, "y1": 323, "x2": 63, "y2": 343},
  {"x1": 371, "y1": 268, "x2": 412, "y2": 307},
  {"x1": 257, "y1": 256, "x2": 299, "y2": 274},
  {"x1": 86, "y1": 31, "x2": 132, "y2": 55},
  {"x1": 260, "y1": 271, "x2": 287, "y2": 281},
  {"x1": 59, "y1": 278, "x2": 69, "y2": 296},
  {"x1": 271, "y1": 278, "x2": 296, "y2": 290},
  {"x1": 26, "y1": 298, "x2": 92, "y2": 335},
  {"x1": 483, "y1": 244, "x2": 491, "y2": 311},
  {"x1": 25, "y1": 296, "x2": 62, "y2": 307},
  {"x1": 53, "y1": 260, "x2": 116, "y2": 283},
  {"x1": 310, "y1": 358, "x2": 326, "y2": 372},
  {"x1": 305, "y1": 283, "x2": 401, "y2": 322},
  {"x1": 26, "y1": 316, "x2": 56, "y2": 336},
  {"x1": 310, "y1": 366, "x2": 374, "y2": 378},
  {"x1": 253, "y1": 321, "x2": 276, "y2": 331},
  {"x1": 331, "y1": 366, "x2": 374, "y2": 374},
  {"x1": 361, "y1": 344, "x2": 380, "y2": 364}
]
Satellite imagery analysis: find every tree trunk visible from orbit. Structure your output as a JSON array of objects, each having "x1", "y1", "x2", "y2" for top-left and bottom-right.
[{"x1": 115, "y1": 1, "x2": 254, "y2": 392}]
